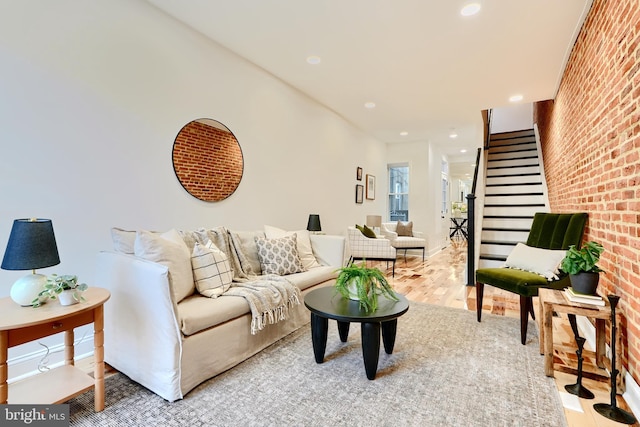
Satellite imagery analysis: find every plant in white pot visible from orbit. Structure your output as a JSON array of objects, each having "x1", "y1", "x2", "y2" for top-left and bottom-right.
[
  {"x1": 560, "y1": 241, "x2": 605, "y2": 295},
  {"x1": 335, "y1": 261, "x2": 398, "y2": 313},
  {"x1": 32, "y1": 274, "x2": 88, "y2": 307}
]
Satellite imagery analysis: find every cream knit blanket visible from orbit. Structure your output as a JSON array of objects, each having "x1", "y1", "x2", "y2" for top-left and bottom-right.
[{"x1": 225, "y1": 275, "x2": 301, "y2": 334}]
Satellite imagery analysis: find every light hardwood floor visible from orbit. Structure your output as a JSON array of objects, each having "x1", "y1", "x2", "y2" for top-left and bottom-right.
[
  {"x1": 371, "y1": 240, "x2": 638, "y2": 427},
  {"x1": 77, "y1": 240, "x2": 637, "y2": 426}
]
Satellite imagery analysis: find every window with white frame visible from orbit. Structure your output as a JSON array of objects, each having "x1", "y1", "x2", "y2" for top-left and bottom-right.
[{"x1": 388, "y1": 164, "x2": 409, "y2": 221}]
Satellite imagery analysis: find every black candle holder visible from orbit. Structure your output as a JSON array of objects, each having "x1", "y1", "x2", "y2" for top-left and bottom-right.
[
  {"x1": 565, "y1": 336, "x2": 594, "y2": 399},
  {"x1": 593, "y1": 295, "x2": 638, "y2": 424}
]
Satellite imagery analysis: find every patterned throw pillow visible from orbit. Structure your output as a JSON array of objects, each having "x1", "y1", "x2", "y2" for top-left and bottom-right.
[
  {"x1": 255, "y1": 234, "x2": 304, "y2": 275},
  {"x1": 396, "y1": 221, "x2": 413, "y2": 237},
  {"x1": 191, "y1": 241, "x2": 233, "y2": 298}
]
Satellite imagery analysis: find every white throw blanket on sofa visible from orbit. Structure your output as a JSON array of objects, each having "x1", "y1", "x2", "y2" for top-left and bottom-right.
[{"x1": 225, "y1": 275, "x2": 301, "y2": 334}]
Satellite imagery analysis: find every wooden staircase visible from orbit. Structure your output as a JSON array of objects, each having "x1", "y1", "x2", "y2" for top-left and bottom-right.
[{"x1": 478, "y1": 129, "x2": 548, "y2": 268}]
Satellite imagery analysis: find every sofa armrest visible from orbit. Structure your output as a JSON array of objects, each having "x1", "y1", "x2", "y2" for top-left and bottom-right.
[
  {"x1": 96, "y1": 251, "x2": 184, "y2": 402},
  {"x1": 309, "y1": 234, "x2": 346, "y2": 267}
]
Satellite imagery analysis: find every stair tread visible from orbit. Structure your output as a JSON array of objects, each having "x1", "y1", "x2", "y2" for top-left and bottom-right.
[
  {"x1": 488, "y1": 155, "x2": 539, "y2": 162},
  {"x1": 482, "y1": 227, "x2": 531, "y2": 232},
  {"x1": 479, "y1": 254, "x2": 508, "y2": 261},
  {"x1": 487, "y1": 172, "x2": 541, "y2": 178},
  {"x1": 481, "y1": 240, "x2": 521, "y2": 245},
  {"x1": 483, "y1": 215, "x2": 535, "y2": 219},
  {"x1": 486, "y1": 182, "x2": 541, "y2": 187}
]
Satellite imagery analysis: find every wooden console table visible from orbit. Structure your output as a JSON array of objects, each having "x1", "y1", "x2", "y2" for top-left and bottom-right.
[
  {"x1": 0, "y1": 287, "x2": 110, "y2": 411},
  {"x1": 538, "y1": 288, "x2": 623, "y2": 392}
]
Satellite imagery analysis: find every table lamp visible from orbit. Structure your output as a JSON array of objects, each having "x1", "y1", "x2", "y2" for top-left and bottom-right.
[
  {"x1": 306, "y1": 214, "x2": 321, "y2": 233},
  {"x1": 1, "y1": 218, "x2": 60, "y2": 306},
  {"x1": 366, "y1": 215, "x2": 382, "y2": 234}
]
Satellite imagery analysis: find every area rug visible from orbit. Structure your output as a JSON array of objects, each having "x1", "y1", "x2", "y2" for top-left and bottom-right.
[{"x1": 69, "y1": 303, "x2": 566, "y2": 427}]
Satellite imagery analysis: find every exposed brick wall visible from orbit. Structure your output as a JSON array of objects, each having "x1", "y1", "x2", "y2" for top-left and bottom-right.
[
  {"x1": 534, "y1": 0, "x2": 640, "y2": 382},
  {"x1": 173, "y1": 121, "x2": 243, "y2": 201}
]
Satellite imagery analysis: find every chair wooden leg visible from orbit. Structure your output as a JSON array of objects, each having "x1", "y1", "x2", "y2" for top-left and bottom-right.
[
  {"x1": 476, "y1": 282, "x2": 484, "y2": 322},
  {"x1": 520, "y1": 296, "x2": 531, "y2": 345}
]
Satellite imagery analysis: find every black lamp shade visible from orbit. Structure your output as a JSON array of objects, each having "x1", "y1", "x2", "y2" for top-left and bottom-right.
[
  {"x1": 307, "y1": 214, "x2": 321, "y2": 232},
  {"x1": 1, "y1": 218, "x2": 60, "y2": 271}
]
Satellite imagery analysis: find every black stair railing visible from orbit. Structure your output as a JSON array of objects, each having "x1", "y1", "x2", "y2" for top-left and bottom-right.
[{"x1": 466, "y1": 147, "x2": 482, "y2": 286}]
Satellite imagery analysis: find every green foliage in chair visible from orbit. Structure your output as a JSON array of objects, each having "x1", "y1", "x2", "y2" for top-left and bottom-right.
[{"x1": 475, "y1": 212, "x2": 588, "y2": 345}]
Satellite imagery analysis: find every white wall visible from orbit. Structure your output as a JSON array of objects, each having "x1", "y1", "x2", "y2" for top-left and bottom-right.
[
  {"x1": 0, "y1": 0, "x2": 387, "y2": 373},
  {"x1": 386, "y1": 141, "x2": 449, "y2": 256},
  {"x1": 490, "y1": 103, "x2": 533, "y2": 133}
]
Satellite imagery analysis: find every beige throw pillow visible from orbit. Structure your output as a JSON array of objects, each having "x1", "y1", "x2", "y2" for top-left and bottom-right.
[
  {"x1": 191, "y1": 241, "x2": 233, "y2": 298},
  {"x1": 396, "y1": 221, "x2": 413, "y2": 237},
  {"x1": 255, "y1": 234, "x2": 304, "y2": 275},
  {"x1": 134, "y1": 229, "x2": 195, "y2": 303},
  {"x1": 264, "y1": 225, "x2": 320, "y2": 270},
  {"x1": 504, "y1": 243, "x2": 567, "y2": 281}
]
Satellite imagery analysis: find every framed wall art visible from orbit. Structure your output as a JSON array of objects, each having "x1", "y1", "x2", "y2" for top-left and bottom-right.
[
  {"x1": 355, "y1": 184, "x2": 364, "y2": 204},
  {"x1": 366, "y1": 174, "x2": 375, "y2": 200},
  {"x1": 356, "y1": 167, "x2": 363, "y2": 181}
]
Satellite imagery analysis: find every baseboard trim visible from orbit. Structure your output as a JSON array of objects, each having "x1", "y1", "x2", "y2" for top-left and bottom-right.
[
  {"x1": 578, "y1": 315, "x2": 639, "y2": 418},
  {"x1": 7, "y1": 332, "x2": 94, "y2": 383}
]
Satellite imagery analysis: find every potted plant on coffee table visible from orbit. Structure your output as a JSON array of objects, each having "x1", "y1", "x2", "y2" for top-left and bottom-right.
[
  {"x1": 32, "y1": 274, "x2": 88, "y2": 307},
  {"x1": 560, "y1": 241, "x2": 605, "y2": 295},
  {"x1": 335, "y1": 261, "x2": 398, "y2": 313}
]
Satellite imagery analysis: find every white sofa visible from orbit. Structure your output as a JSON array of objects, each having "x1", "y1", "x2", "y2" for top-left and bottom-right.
[{"x1": 96, "y1": 226, "x2": 346, "y2": 402}]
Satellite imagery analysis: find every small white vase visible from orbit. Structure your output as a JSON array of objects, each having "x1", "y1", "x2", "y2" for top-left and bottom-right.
[{"x1": 58, "y1": 290, "x2": 78, "y2": 306}]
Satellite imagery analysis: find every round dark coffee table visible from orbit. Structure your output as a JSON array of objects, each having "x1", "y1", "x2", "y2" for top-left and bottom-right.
[{"x1": 304, "y1": 286, "x2": 409, "y2": 380}]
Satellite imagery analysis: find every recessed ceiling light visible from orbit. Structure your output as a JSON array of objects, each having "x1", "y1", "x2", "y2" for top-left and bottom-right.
[
  {"x1": 400, "y1": 131, "x2": 409, "y2": 136},
  {"x1": 460, "y1": 3, "x2": 481, "y2": 16},
  {"x1": 449, "y1": 132, "x2": 458, "y2": 139},
  {"x1": 364, "y1": 102, "x2": 376, "y2": 109},
  {"x1": 460, "y1": 149, "x2": 467, "y2": 153},
  {"x1": 306, "y1": 56, "x2": 321, "y2": 65},
  {"x1": 509, "y1": 94, "x2": 523, "y2": 103}
]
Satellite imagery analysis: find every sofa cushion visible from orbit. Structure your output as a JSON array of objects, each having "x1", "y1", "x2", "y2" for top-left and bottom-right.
[
  {"x1": 392, "y1": 236, "x2": 426, "y2": 249},
  {"x1": 177, "y1": 293, "x2": 251, "y2": 336},
  {"x1": 285, "y1": 266, "x2": 338, "y2": 291},
  {"x1": 396, "y1": 221, "x2": 413, "y2": 236},
  {"x1": 264, "y1": 225, "x2": 321, "y2": 270},
  {"x1": 111, "y1": 227, "x2": 138, "y2": 254},
  {"x1": 255, "y1": 234, "x2": 304, "y2": 275},
  {"x1": 191, "y1": 241, "x2": 233, "y2": 298},
  {"x1": 176, "y1": 266, "x2": 338, "y2": 335},
  {"x1": 229, "y1": 230, "x2": 264, "y2": 275},
  {"x1": 134, "y1": 229, "x2": 195, "y2": 303}
]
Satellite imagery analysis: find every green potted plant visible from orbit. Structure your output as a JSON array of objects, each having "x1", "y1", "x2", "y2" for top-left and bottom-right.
[
  {"x1": 560, "y1": 241, "x2": 605, "y2": 295},
  {"x1": 32, "y1": 274, "x2": 88, "y2": 307},
  {"x1": 335, "y1": 262, "x2": 398, "y2": 312}
]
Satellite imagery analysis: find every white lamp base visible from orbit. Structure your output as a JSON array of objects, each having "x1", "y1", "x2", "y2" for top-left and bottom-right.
[{"x1": 10, "y1": 273, "x2": 47, "y2": 306}]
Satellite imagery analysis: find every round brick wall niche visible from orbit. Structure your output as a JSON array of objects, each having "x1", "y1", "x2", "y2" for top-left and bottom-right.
[{"x1": 172, "y1": 118, "x2": 244, "y2": 202}]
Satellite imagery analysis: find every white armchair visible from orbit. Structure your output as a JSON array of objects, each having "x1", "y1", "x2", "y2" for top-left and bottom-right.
[
  {"x1": 381, "y1": 222, "x2": 426, "y2": 261},
  {"x1": 346, "y1": 226, "x2": 396, "y2": 276}
]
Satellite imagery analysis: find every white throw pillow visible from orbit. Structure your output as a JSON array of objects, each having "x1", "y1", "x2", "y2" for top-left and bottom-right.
[
  {"x1": 191, "y1": 241, "x2": 233, "y2": 298},
  {"x1": 255, "y1": 234, "x2": 304, "y2": 275},
  {"x1": 504, "y1": 243, "x2": 567, "y2": 281},
  {"x1": 264, "y1": 225, "x2": 320, "y2": 270},
  {"x1": 134, "y1": 229, "x2": 195, "y2": 303}
]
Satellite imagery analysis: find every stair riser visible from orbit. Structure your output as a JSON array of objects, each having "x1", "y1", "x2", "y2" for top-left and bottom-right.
[
  {"x1": 486, "y1": 165, "x2": 541, "y2": 176},
  {"x1": 484, "y1": 194, "x2": 545, "y2": 205},
  {"x1": 486, "y1": 175, "x2": 542, "y2": 185},
  {"x1": 482, "y1": 218, "x2": 534, "y2": 229},
  {"x1": 485, "y1": 184, "x2": 543, "y2": 195},
  {"x1": 488, "y1": 141, "x2": 537, "y2": 154},
  {"x1": 483, "y1": 206, "x2": 547, "y2": 217},
  {"x1": 480, "y1": 244, "x2": 518, "y2": 257},
  {"x1": 490, "y1": 130, "x2": 536, "y2": 141},
  {"x1": 477, "y1": 259, "x2": 505, "y2": 269},
  {"x1": 487, "y1": 157, "x2": 539, "y2": 168},
  {"x1": 481, "y1": 229, "x2": 530, "y2": 242}
]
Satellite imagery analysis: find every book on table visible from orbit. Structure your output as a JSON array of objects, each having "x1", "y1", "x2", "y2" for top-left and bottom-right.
[{"x1": 563, "y1": 287, "x2": 605, "y2": 306}]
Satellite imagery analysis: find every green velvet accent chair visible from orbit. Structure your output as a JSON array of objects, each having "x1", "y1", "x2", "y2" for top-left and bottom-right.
[{"x1": 475, "y1": 212, "x2": 588, "y2": 345}]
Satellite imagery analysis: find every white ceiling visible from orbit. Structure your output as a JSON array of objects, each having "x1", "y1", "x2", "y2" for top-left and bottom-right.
[{"x1": 147, "y1": 0, "x2": 592, "y2": 178}]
